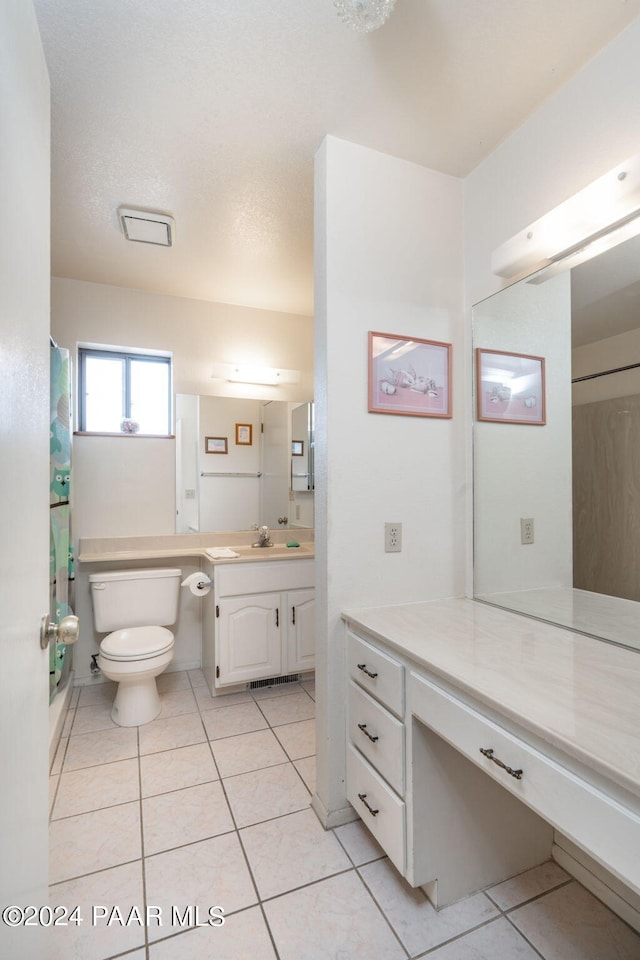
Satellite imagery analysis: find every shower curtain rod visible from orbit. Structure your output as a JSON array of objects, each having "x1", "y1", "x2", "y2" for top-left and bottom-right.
[{"x1": 572, "y1": 360, "x2": 640, "y2": 384}]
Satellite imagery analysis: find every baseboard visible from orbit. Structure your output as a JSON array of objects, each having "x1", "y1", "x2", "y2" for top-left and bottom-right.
[
  {"x1": 310, "y1": 792, "x2": 357, "y2": 830},
  {"x1": 553, "y1": 836, "x2": 640, "y2": 934}
]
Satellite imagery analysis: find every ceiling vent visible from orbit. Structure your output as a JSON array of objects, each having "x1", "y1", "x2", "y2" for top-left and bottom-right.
[{"x1": 118, "y1": 207, "x2": 175, "y2": 247}]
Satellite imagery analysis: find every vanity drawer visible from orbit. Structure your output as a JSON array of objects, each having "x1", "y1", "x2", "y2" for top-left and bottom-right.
[
  {"x1": 347, "y1": 631, "x2": 404, "y2": 718},
  {"x1": 410, "y1": 671, "x2": 640, "y2": 896},
  {"x1": 215, "y1": 559, "x2": 314, "y2": 596},
  {"x1": 346, "y1": 743, "x2": 405, "y2": 874},
  {"x1": 348, "y1": 680, "x2": 404, "y2": 795}
]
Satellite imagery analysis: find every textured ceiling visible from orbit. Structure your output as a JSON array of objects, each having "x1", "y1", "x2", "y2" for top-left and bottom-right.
[{"x1": 33, "y1": 0, "x2": 640, "y2": 317}]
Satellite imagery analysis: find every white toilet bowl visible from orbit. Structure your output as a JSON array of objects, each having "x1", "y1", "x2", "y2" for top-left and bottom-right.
[{"x1": 97, "y1": 625, "x2": 175, "y2": 727}]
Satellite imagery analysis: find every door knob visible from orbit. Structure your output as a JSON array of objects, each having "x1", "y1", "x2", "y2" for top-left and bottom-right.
[{"x1": 40, "y1": 614, "x2": 79, "y2": 650}]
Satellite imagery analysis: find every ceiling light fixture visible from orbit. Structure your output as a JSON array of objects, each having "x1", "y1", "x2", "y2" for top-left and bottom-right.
[
  {"x1": 210, "y1": 363, "x2": 301, "y2": 386},
  {"x1": 334, "y1": 0, "x2": 397, "y2": 33},
  {"x1": 491, "y1": 154, "x2": 640, "y2": 280},
  {"x1": 118, "y1": 207, "x2": 175, "y2": 247}
]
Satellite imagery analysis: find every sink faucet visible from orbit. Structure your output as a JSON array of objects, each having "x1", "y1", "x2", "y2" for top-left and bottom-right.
[{"x1": 253, "y1": 525, "x2": 272, "y2": 547}]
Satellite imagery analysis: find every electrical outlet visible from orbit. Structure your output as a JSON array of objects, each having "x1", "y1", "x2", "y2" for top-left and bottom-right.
[
  {"x1": 520, "y1": 517, "x2": 534, "y2": 545},
  {"x1": 184, "y1": 489, "x2": 196, "y2": 500},
  {"x1": 385, "y1": 522, "x2": 402, "y2": 553}
]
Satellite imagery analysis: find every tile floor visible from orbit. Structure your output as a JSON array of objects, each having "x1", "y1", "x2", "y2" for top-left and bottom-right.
[{"x1": 48, "y1": 671, "x2": 640, "y2": 959}]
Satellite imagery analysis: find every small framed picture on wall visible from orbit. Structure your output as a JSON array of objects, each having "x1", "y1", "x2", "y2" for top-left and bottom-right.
[
  {"x1": 235, "y1": 423, "x2": 253, "y2": 445},
  {"x1": 205, "y1": 436, "x2": 228, "y2": 454},
  {"x1": 368, "y1": 331, "x2": 452, "y2": 418}
]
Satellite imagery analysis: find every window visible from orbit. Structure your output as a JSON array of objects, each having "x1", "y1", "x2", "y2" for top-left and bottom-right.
[{"x1": 78, "y1": 347, "x2": 172, "y2": 435}]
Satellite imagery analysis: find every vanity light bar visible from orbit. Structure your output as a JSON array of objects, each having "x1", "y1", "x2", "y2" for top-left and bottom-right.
[
  {"x1": 210, "y1": 362, "x2": 301, "y2": 386},
  {"x1": 492, "y1": 153, "x2": 640, "y2": 279}
]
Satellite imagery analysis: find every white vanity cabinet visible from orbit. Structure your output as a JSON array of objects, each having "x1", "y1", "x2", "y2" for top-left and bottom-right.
[
  {"x1": 206, "y1": 559, "x2": 315, "y2": 690},
  {"x1": 343, "y1": 599, "x2": 640, "y2": 914},
  {"x1": 345, "y1": 630, "x2": 407, "y2": 873}
]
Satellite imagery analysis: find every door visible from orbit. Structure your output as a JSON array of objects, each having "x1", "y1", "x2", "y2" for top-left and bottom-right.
[
  {"x1": 216, "y1": 593, "x2": 282, "y2": 685},
  {"x1": 286, "y1": 588, "x2": 316, "y2": 672},
  {"x1": 0, "y1": 5, "x2": 51, "y2": 958}
]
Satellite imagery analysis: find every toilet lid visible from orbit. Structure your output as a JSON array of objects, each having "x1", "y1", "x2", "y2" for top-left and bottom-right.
[{"x1": 100, "y1": 626, "x2": 174, "y2": 661}]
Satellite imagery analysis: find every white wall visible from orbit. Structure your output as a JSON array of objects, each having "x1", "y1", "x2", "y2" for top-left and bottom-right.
[{"x1": 315, "y1": 136, "x2": 465, "y2": 824}]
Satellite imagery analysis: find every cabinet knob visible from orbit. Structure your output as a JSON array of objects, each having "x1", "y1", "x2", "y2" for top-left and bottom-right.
[
  {"x1": 357, "y1": 722, "x2": 379, "y2": 743},
  {"x1": 357, "y1": 663, "x2": 378, "y2": 679},
  {"x1": 357, "y1": 792, "x2": 379, "y2": 817}
]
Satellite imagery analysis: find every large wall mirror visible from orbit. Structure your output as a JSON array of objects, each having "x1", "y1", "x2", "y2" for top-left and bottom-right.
[
  {"x1": 175, "y1": 395, "x2": 314, "y2": 534},
  {"x1": 473, "y1": 228, "x2": 640, "y2": 652}
]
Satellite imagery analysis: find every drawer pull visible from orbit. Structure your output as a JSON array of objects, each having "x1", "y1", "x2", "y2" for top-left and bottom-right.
[
  {"x1": 357, "y1": 792, "x2": 379, "y2": 817},
  {"x1": 480, "y1": 747, "x2": 523, "y2": 780},
  {"x1": 357, "y1": 722, "x2": 379, "y2": 743},
  {"x1": 357, "y1": 663, "x2": 378, "y2": 679}
]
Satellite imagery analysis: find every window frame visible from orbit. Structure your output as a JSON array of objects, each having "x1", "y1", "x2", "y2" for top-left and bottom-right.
[{"x1": 77, "y1": 345, "x2": 172, "y2": 436}]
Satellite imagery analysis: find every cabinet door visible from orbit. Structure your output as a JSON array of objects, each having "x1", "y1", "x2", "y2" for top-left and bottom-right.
[
  {"x1": 217, "y1": 592, "x2": 281, "y2": 686},
  {"x1": 286, "y1": 588, "x2": 315, "y2": 673}
]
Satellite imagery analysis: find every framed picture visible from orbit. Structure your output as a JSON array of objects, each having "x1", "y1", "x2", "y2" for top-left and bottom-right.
[
  {"x1": 368, "y1": 332, "x2": 452, "y2": 418},
  {"x1": 205, "y1": 436, "x2": 228, "y2": 454},
  {"x1": 292, "y1": 440, "x2": 304, "y2": 456},
  {"x1": 476, "y1": 349, "x2": 546, "y2": 425},
  {"x1": 235, "y1": 423, "x2": 252, "y2": 445}
]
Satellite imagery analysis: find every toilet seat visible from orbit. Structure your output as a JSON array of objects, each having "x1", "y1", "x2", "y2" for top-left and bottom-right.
[{"x1": 100, "y1": 625, "x2": 174, "y2": 662}]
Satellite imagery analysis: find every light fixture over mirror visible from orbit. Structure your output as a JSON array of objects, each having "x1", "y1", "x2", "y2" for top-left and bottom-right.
[
  {"x1": 210, "y1": 362, "x2": 301, "y2": 386},
  {"x1": 491, "y1": 153, "x2": 640, "y2": 280},
  {"x1": 334, "y1": 0, "x2": 397, "y2": 33}
]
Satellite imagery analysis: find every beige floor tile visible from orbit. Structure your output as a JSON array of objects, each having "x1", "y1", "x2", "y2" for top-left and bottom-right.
[
  {"x1": 202, "y1": 701, "x2": 268, "y2": 740},
  {"x1": 138, "y1": 712, "x2": 206, "y2": 756},
  {"x1": 487, "y1": 859, "x2": 570, "y2": 910},
  {"x1": 149, "y1": 905, "x2": 277, "y2": 960},
  {"x1": 48, "y1": 861, "x2": 145, "y2": 960},
  {"x1": 70, "y1": 686, "x2": 81, "y2": 707},
  {"x1": 273, "y1": 718, "x2": 315, "y2": 759},
  {"x1": 140, "y1": 742, "x2": 218, "y2": 798},
  {"x1": 157, "y1": 687, "x2": 198, "y2": 718},
  {"x1": 142, "y1": 780, "x2": 234, "y2": 856},
  {"x1": 145, "y1": 833, "x2": 257, "y2": 943},
  {"x1": 49, "y1": 802, "x2": 141, "y2": 884},
  {"x1": 49, "y1": 774, "x2": 59, "y2": 817},
  {"x1": 223, "y1": 762, "x2": 311, "y2": 828},
  {"x1": 51, "y1": 736, "x2": 68, "y2": 775},
  {"x1": 241, "y1": 808, "x2": 351, "y2": 899},
  {"x1": 333, "y1": 819, "x2": 385, "y2": 866},
  {"x1": 426, "y1": 916, "x2": 542, "y2": 959},
  {"x1": 62, "y1": 708, "x2": 75, "y2": 737},
  {"x1": 70, "y1": 701, "x2": 118, "y2": 736},
  {"x1": 263, "y1": 870, "x2": 406, "y2": 960},
  {"x1": 63, "y1": 726, "x2": 138, "y2": 772},
  {"x1": 359, "y1": 857, "x2": 498, "y2": 955},
  {"x1": 194, "y1": 686, "x2": 253, "y2": 711},
  {"x1": 76, "y1": 681, "x2": 117, "y2": 707},
  {"x1": 293, "y1": 756, "x2": 316, "y2": 794},
  {"x1": 211, "y1": 728, "x2": 288, "y2": 778},
  {"x1": 256, "y1": 691, "x2": 315, "y2": 727},
  {"x1": 157, "y1": 670, "x2": 191, "y2": 693},
  {"x1": 187, "y1": 668, "x2": 207, "y2": 688},
  {"x1": 300, "y1": 678, "x2": 315, "y2": 700},
  {"x1": 509, "y1": 881, "x2": 640, "y2": 959},
  {"x1": 52, "y1": 758, "x2": 140, "y2": 819}
]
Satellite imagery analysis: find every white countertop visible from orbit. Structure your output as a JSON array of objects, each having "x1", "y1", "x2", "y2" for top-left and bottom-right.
[
  {"x1": 342, "y1": 597, "x2": 640, "y2": 802},
  {"x1": 78, "y1": 533, "x2": 314, "y2": 564}
]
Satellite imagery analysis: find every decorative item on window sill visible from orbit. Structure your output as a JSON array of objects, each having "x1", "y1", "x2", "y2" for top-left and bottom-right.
[
  {"x1": 334, "y1": 0, "x2": 397, "y2": 33},
  {"x1": 120, "y1": 418, "x2": 140, "y2": 434}
]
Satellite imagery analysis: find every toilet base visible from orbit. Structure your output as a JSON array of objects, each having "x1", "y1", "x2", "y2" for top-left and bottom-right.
[
  {"x1": 97, "y1": 646, "x2": 174, "y2": 727},
  {"x1": 111, "y1": 676, "x2": 162, "y2": 727}
]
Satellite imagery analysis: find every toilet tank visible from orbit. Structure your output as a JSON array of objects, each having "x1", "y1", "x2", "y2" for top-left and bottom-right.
[{"x1": 89, "y1": 568, "x2": 182, "y2": 632}]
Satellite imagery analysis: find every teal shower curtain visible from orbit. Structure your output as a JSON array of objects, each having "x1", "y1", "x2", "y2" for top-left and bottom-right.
[{"x1": 50, "y1": 344, "x2": 74, "y2": 703}]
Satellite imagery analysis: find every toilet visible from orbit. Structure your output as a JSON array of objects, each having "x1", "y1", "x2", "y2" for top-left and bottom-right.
[{"x1": 89, "y1": 567, "x2": 182, "y2": 727}]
